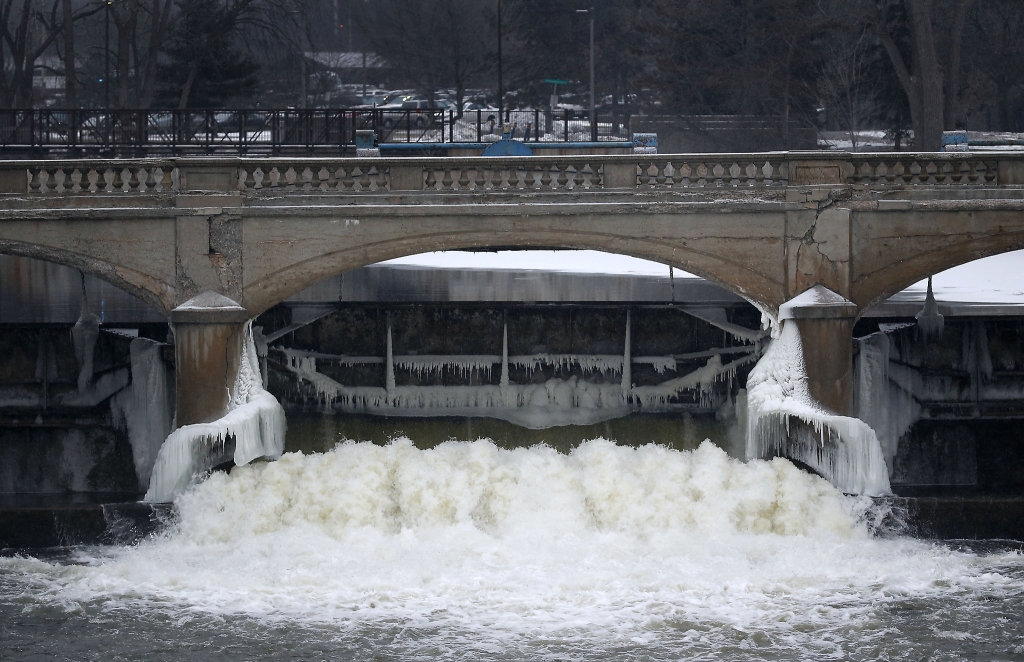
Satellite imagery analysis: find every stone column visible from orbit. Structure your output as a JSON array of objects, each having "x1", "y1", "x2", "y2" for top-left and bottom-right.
[
  {"x1": 169, "y1": 292, "x2": 251, "y2": 427},
  {"x1": 779, "y1": 285, "x2": 859, "y2": 416}
]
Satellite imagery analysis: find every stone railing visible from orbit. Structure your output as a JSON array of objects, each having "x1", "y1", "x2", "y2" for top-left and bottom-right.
[{"x1": 1, "y1": 152, "x2": 1022, "y2": 195}]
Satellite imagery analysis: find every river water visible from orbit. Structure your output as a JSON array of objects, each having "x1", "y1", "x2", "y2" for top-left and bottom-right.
[{"x1": 3, "y1": 439, "x2": 1024, "y2": 661}]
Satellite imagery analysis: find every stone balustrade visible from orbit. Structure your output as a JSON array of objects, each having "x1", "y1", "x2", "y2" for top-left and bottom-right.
[{"x1": 1, "y1": 152, "x2": 1021, "y2": 196}]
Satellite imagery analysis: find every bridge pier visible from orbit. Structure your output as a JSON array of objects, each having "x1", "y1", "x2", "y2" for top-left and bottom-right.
[
  {"x1": 169, "y1": 293, "x2": 251, "y2": 427},
  {"x1": 779, "y1": 286, "x2": 859, "y2": 416}
]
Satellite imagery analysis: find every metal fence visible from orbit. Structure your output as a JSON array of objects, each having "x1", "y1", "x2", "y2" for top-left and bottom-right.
[{"x1": 0, "y1": 108, "x2": 632, "y2": 155}]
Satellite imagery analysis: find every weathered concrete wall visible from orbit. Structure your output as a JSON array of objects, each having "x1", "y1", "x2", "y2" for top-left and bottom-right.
[{"x1": 0, "y1": 324, "x2": 169, "y2": 494}]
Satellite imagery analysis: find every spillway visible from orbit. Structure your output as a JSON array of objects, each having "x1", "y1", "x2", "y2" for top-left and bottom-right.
[{"x1": 4, "y1": 251, "x2": 1024, "y2": 659}]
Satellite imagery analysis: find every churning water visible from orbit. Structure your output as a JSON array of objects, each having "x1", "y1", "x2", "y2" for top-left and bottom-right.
[{"x1": 3, "y1": 439, "x2": 1024, "y2": 660}]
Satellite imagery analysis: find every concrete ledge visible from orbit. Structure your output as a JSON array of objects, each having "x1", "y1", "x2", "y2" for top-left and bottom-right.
[
  {"x1": 0, "y1": 501, "x2": 172, "y2": 548},
  {"x1": 884, "y1": 496, "x2": 1024, "y2": 540},
  {"x1": 779, "y1": 285, "x2": 858, "y2": 320},
  {"x1": 170, "y1": 291, "x2": 250, "y2": 324}
]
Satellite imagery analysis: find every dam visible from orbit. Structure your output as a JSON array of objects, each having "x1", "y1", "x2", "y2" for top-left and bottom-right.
[{"x1": 4, "y1": 154, "x2": 1024, "y2": 659}]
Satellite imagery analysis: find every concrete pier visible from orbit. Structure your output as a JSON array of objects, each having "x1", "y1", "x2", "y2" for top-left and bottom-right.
[
  {"x1": 170, "y1": 292, "x2": 250, "y2": 426},
  {"x1": 779, "y1": 286, "x2": 859, "y2": 415}
]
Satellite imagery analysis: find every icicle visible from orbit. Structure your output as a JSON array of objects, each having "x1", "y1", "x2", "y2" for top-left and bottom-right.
[
  {"x1": 385, "y1": 321, "x2": 396, "y2": 400},
  {"x1": 916, "y1": 276, "x2": 944, "y2": 340},
  {"x1": 622, "y1": 309, "x2": 632, "y2": 402},
  {"x1": 71, "y1": 272, "x2": 100, "y2": 393},
  {"x1": 500, "y1": 323, "x2": 509, "y2": 387},
  {"x1": 111, "y1": 338, "x2": 174, "y2": 489}
]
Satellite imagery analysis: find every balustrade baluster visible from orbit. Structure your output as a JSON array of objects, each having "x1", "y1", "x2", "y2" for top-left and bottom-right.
[
  {"x1": 86, "y1": 169, "x2": 99, "y2": 192},
  {"x1": 637, "y1": 163, "x2": 651, "y2": 188},
  {"x1": 70, "y1": 168, "x2": 83, "y2": 193},
  {"x1": 712, "y1": 163, "x2": 725, "y2": 187},
  {"x1": 654, "y1": 162, "x2": 667, "y2": 187},
  {"x1": 474, "y1": 167, "x2": 486, "y2": 190},
  {"x1": 442, "y1": 168, "x2": 454, "y2": 190},
  {"x1": 729, "y1": 163, "x2": 742, "y2": 186},
  {"x1": 984, "y1": 161, "x2": 998, "y2": 185},
  {"x1": 571, "y1": 164, "x2": 584, "y2": 189},
  {"x1": 674, "y1": 162, "x2": 689, "y2": 187},
  {"x1": 339, "y1": 166, "x2": 354, "y2": 191},
  {"x1": 358, "y1": 166, "x2": 371, "y2": 191},
  {"x1": 318, "y1": 166, "x2": 333, "y2": 191},
  {"x1": 457, "y1": 167, "x2": 470, "y2": 190},
  {"x1": 540, "y1": 165, "x2": 552, "y2": 189},
  {"x1": 53, "y1": 168, "x2": 68, "y2": 193},
  {"x1": 694, "y1": 163, "x2": 707, "y2": 187},
  {"x1": 425, "y1": 168, "x2": 437, "y2": 190},
  {"x1": 556, "y1": 164, "x2": 570, "y2": 189},
  {"x1": 508, "y1": 166, "x2": 520, "y2": 189}
]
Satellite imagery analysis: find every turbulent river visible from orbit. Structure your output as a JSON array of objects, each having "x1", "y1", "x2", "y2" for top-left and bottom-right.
[{"x1": 3, "y1": 438, "x2": 1024, "y2": 660}]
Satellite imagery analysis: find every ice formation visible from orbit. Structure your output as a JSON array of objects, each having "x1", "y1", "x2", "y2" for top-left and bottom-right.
[
  {"x1": 745, "y1": 321, "x2": 890, "y2": 495},
  {"x1": 277, "y1": 315, "x2": 754, "y2": 428},
  {"x1": 915, "y1": 276, "x2": 944, "y2": 340},
  {"x1": 854, "y1": 331, "x2": 919, "y2": 473},
  {"x1": 632, "y1": 353, "x2": 756, "y2": 410},
  {"x1": 394, "y1": 355, "x2": 498, "y2": 380},
  {"x1": 70, "y1": 297, "x2": 100, "y2": 392},
  {"x1": 110, "y1": 338, "x2": 174, "y2": 489},
  {"x1": 145, "y1": 323, "x2": 286, "y2": 502}
]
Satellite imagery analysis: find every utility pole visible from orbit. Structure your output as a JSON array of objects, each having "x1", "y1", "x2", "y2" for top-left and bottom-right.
[
  {"x1": 497, "y1": 0, "x2": 503, "y2": 125},
  {"x1": 576, "y1": 7, "x2": 595, "y2": 142}
]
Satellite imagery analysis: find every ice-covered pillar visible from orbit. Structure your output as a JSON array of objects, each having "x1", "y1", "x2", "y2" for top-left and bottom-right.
[
  {"x1": 778, "y1": 285, "x2": 859, "y2": 416},
  {"x1": 169, "y1": 292, "x2": 251, "y2": 426}
]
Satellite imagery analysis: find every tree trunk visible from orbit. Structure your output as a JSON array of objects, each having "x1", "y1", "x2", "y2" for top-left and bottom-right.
[
  {"x1": 62, "y1": 0, "x2": 76, "y2": 108},
  {"x1": 943, "y1": 0, "x2": 974, "y2": 130},
  {"x1": 907, "y1": 0, "x2": 943, "y2": 150},
  {"x1": 178, "y1": 61, "x2": 198, "y2": 109},
  {"x1": 114, "y1": 1, "x2": 139, "y2": 108}
]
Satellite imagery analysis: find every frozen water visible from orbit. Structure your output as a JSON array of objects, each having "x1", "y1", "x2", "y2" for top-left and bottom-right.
[
  {"x1": 746, "y1": 321, "x2": 891, "y2": 495},
  {"x1": 145, "y1": 323, "x2": 286, "y2": 502}
]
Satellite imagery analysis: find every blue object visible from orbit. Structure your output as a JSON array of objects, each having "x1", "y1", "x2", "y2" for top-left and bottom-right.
[
  {"x1": 354, "y1": 130, "x2": 377, "y2": 150},
  {"x1": 482, "y1": 140, "x2": 535, "y2": 156},
  {"x1": 942, "y1": 130, "x2": 968, "y2": 152},
  {"x1": 633, "y1": 133, "x2": 658, "y2": 154}
]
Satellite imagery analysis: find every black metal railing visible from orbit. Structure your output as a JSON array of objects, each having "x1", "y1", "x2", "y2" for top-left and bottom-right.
[{"x1": 0, "y1": 108, "x2": 632, "y2": 155}]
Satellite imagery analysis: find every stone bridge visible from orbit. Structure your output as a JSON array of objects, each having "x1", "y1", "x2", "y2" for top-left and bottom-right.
[{"x1": 1, "y1": 152, "x2": 1023, "y2": 428}]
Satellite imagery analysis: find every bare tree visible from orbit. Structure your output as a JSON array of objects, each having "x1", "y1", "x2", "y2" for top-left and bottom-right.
[
  {"x1": 359, "y1": 0, "x2": 495, "y2": 113},
  {"x1": 0, "y1": 0, "x2": 98, "y2": 107},
  {"x1": 873, "y1": 0, "x2": 974, "y2": 150},
  {"x1": 817, "y1": 29, "x2": 876, "y2": 152}
]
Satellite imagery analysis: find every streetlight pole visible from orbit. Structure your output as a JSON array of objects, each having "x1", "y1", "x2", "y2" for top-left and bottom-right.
[
  {"x1": 497, "y1": 0, "x2": 503, "y2": 127},
  {"x1": 104, "y1": 0, "x2": 111, "y2": 108},
  {"x1": 576, "y1": 7, "x2": 595, "y2": 142}
]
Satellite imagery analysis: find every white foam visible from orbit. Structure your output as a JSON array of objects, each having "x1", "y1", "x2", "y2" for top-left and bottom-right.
[
  {"x1": 2, "y1": 439, "x2": 1015, "y2": 653},
  {"x1": 144, "y1": 323, "x2": 286, "y2": 502}
]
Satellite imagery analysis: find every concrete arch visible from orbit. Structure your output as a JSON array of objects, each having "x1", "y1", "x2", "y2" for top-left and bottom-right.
[
  {"x1": 241, "y1": 225, "x2": 787, "y2": 316},
  {"x1": 0, "y1": 240, "x2": 174, "y2": 316},
  {"x1": 852, "y1": 227, "x2": 1024, "y2": 313}
]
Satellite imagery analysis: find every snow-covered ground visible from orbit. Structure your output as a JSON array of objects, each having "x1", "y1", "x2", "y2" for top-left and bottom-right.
[{"x1": 382, "y1": 249, "x2": 1024, "y2": 308}]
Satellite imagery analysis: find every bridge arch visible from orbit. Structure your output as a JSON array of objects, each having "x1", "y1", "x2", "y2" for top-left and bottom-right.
[
  {"x1": 241, "y1": 229, "x2": 786, "y2": 317},
  {"x1": 854, "y1": 228, "x2": 1024, "y2": 313},
  {"x1": 0, "y1": 241, "x2": 174, "y2": 317}
]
